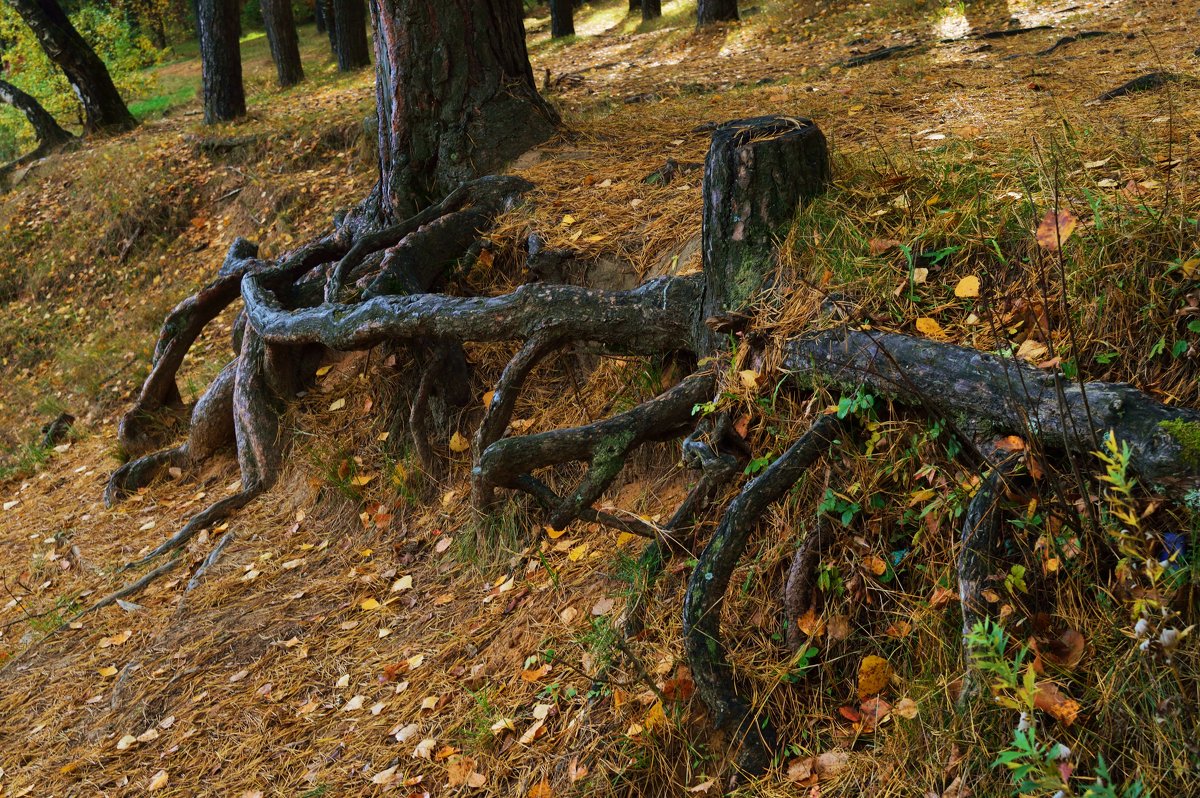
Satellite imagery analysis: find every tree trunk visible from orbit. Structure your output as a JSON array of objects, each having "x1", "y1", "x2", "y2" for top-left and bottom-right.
[
  {"x1": 321, "y1": 0, "x2": 337, "y2": 50},
  {"x1": 549, "y1": 0, "x2": 574, "y2": 37},
  {"x1": 643, "y1": 0, "x2": 661, "y2": 21},
  {"x1": 6, "y1": 0, "x2": 137, "y2": 135},
  {"x1": 369, "y1": 0, "x2": 559, "y2": 220},
  {"x1": 197, "y1": 0, "x2": 246, "y2": 122},
  {"x1": 628, "y1": 0, "x2": 638, "y2": 12},
  {"x1": 697, "y1": 0, "x2": 737, "y2": 25},
  {"x1": 331, "y1": 0, "x2": 370, "y2": 71},
  {"x1": 314, "y1": 0, "x2": 326, "y2": 31},
  {"x1": 0, "y1": 78, "x2": 74, "y2": 152},
  {"x1": 698, "y1": 116, "x2": 829, "y2": 351},
  {"x1": 261, "y1": 0, "x2": 305, "y2": 87}
]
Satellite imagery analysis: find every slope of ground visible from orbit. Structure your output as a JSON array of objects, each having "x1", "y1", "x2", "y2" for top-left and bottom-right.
[{"x1": 0, "y1": 0, "x2": 1197, "y2": 796}]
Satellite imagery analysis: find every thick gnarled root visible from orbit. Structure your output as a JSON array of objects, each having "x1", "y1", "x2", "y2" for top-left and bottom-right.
[{"x1": 683, "y1": 413, "x2": 846, "y2": 778}]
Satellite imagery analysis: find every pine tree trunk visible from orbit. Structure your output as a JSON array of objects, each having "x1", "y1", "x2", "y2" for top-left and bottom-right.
[
  {"x1": 643, "y1": 0, "x2": 661, "y2": 20},
  {"x1": 198, "y1": 0, "x2": 246, "y2": 122},
  {"x1": 697, "y1": 0, "x2": 737, "y2": 25},
  {"x1": 549, "y1": 0, "x2": 574, "y2": 37},
  {"x1": 261, "y1": 0, "x2": 305, "y2": 87},
  {"x1": 6, "y1": 0, "x2": 137, "y2": 135},
  {"x1": 370, "y1": 0, "x2": 559, "y2": 220},
  {"x1": 0, "y1": 78, "x2": 74, "y2": 151},
  {"x1": 331, "y1": 0, "x2": 370, "y2": 70},
  {"x1": 260, "y1": 0, "x2": 304, "y2": 86}
]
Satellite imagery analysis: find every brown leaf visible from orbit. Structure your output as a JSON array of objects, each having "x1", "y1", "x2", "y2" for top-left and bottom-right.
[
  {"x1": 528, "y1": 777, "x2": 553, "y2": 798},
  {"x1": 869, "y1": 238, "x2": 901, "y2": 256},
  {"x1": 796, "y1": 607, "x2": 826, "y2": 638},
  {"x1": 1035, "y1": 209, "x2": 1078, "y2": 250}
]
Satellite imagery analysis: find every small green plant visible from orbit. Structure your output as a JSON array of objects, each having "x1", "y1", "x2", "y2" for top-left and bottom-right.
[
  {"x1": 816, "y1": 563, "x2": 844, "y2": 596},
  {"x1": 744, "y1": 452, "x2": 774, "y2": 476},
  {"x1": 966, "y1": 620, "x2": 1145, "y2": 798},
  {"x1": 836, "y1": 386, "x2": 876, "y2": 419},
  {"x1": 1003, "y1": 564, "x2": 1028, "y2": 595},
  {"x1": 819, "y1": 487, "x2": 861, "y2": 526}
]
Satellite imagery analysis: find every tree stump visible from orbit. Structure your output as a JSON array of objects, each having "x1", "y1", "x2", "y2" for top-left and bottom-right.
[{"x1": 698, "y1": 116, "x2": 829, "y2": 351}]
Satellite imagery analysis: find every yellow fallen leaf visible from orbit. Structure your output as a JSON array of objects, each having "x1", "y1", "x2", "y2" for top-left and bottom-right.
[
  {"x1": 545, "y1": 525, "x2": 568, "y2": 540},
  {"x1": 482, "y1": 390, "x2": 495, "y2": 406},
  {"x1": 116, "y1": 734, "x2": 137, "y2": 750},
  {"x1": 360, "y1": 598, "x2": 381, "y2": 611},
  {"x1": 449, "y1": 432, "x2": 471, "y2": 453},
  {"x1": 643, "y1": 700, "x2": 668, "y2": 731},
  {"x1": 568, "y1": 543, "x2": 589, "y2": 562},
  {"x1": 391, "y1": 575, "x2": 413, "y2": 592},
  {"x1": 894, "y1": 697, "x2": 919, "y2": 719},
  {"x1": 954, "y1": 275, "x2": 980, "y2": 298},
  {"x1": 97, "y1": 666, "x2": 118, "y2": 678},
  {"x1": 315, "y1": 365, "x2": 332, "y2": 377},
  {"x1": 148, "y1": 770, "x2": 169, "y2": 790},
  {"x1": 349, "y1": 473, "x2": 375, "y2": 487},
  {"x1": 328, "y1": 398, "x2": 346, "y2": 411},
  {"x1": 857, "y1": 655, "x2": 892, "y2": 700},
  {"x1": 915, "y1": 317, "x2": 943, "y2": 337},
  {"x1": 738, "y1": 369, "x2": 761, "y2": 390}
]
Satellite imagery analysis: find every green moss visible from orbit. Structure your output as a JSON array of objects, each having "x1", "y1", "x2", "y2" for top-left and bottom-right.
[{"x1": 1159, "y1": 419, "x2": 1200, "y2": 466}]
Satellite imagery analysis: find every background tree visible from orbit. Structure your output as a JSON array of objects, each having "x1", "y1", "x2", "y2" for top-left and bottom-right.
[
  {"x1": 697, "y1": 0, "x2": 737, "y2": 25},
  {"x1": 549, "y1": 0, "x2": 573, "y2": 38},
  {"x1": 5, "y1": 0, "x2": 136, "y2": 134},
  {"x1": 0, "y1": 77, "x2": 72, "y2": 155},
  {"x1": 260, "y1": 0, "x2": 303, "y2": 87},
  {"x1": 330, "y1": 0, "x2": 368, "y2": 71},
  {"x1": 196, "y1": 0, "x2": 245, "y2": 122},
  {"x1": 642, "y1": 0, "x2": 660, "y2": 20}
]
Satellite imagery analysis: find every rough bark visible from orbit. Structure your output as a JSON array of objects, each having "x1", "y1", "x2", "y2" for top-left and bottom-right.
[
  {"x1": 699, "y1": 116, "x2": 829, "y2": 350},
  {"x1": 642, "y1": 0, "x2": 661, "y2": 21},
  {"x1": 331, "y1": 0, "x2": 370, "y2": 71},
  {"x1": 6, "y1": 0, "x2": 136, "y2": 134},
  {"x1": 696, "y1": 0, "x2": 737, "y2": 25},
  {"x1": 0, "y1": 78, "x2": 73, "y2": 152},
  {"x1": 369, "y1": 0, "x2": 559, "y2": 219},
  {"x1": 197, "y1": 0, "x2": 246, "y2": 123},
  {"x1": 784, "y1": 329, "x2": 1200, "y2": 494},
  {"x1": 260, "y1": 0, "x2": 305, "y2": 87},
  {"x1": 549, "y1": 0, "x2": 574, "y2": 37}
]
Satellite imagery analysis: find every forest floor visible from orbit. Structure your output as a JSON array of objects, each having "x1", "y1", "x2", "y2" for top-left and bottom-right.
[{"x1": 0, "y1": 0, "x2": 1197, "y2": 796}]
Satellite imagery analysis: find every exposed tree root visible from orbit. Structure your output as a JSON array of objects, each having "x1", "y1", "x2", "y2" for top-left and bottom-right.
[
  {"x1": 783, "y1": 514, "x2": 835, "y2": 653},
  {"x1": 785, "y1": 328, "x2": 1200, "y2": 493},
  {"x1": 957, "y1": 445, "x2": 1022, "y2": 704},
  {"x1": 623, "y1": 431, "x2": 740, "y2": 638},
  {"x1": 471, "y1": 332, "x2": 564, "y2": 506},
  {"x1": 186, "y1": 530, "x2": 236, "y2": 592},
  {"x1": 683, "y1": 413, "x2": 846, "y2": 778},
  {"x1": 477, "y1": 372, "x2": 714, "y2": 530}
]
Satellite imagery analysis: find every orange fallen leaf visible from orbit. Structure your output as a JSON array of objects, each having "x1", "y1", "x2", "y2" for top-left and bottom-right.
[{"x1": 1035, "y1": 209, "x2": 1078, "y2": 250}]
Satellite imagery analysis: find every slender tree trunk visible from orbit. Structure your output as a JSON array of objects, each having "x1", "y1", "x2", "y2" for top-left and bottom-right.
[
  {"x1": 197, "y1": 0, "x2": 246, "y2": 122},
  {"x1": 6, "y1": 0, "x2": 137, "y2": 135},
  {"x1": 260, "y1": 0, "x2": 305, "y2": 86},
  {"x1": 322, "y1": 0, "x2": 337, "y2": 52},
  {"x1": 314, "y1": 0, "x2": 326, "y2": 31},
  {"x1": 0, "y1": 78, "x2": 74, "y2": 151},
  {"x1": 628, "y1": 0, "x2": 638, "y2": 12},
  {"x1": 331, "y1": 0, "x2": 370, "y2": 70},
  {"x1": 370, "y1": 0, "x2": 559, "y2": 220},
  {"x1": 697, "y1": 0, "x2": 737, "y2": 25},
  {"x1": 643, "y1": 0, "x2": 661, "y2": 20},
  {"x1": 549, "y1": 0, "x2": 574, "y2": 37}
]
